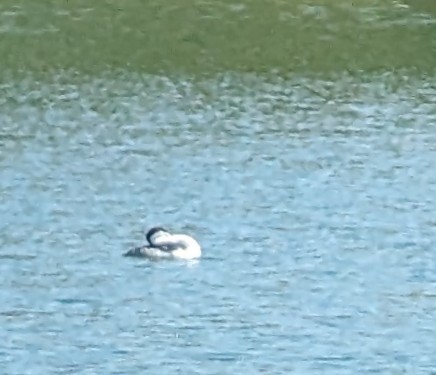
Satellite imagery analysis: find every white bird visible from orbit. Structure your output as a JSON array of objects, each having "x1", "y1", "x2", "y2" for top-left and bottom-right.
[{"x1": 124, "y1": 227, "x2": 202, "y2": 260}]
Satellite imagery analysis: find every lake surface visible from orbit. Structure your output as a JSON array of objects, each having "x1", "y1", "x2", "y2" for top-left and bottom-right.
[{"x1": 1, "y1": 1, "x2": 436, "y2": 374}]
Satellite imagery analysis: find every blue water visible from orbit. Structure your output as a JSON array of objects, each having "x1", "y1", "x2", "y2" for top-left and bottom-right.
[{"x1": 1, "y1": 73, "x2": 436, "y2": 374}]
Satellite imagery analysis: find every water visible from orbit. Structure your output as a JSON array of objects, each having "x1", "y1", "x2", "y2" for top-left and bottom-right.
[
  {"x1": 1, "y1": 71, "x2": 435, "y2": 374},
  {"x1": 1, "y1": 1, "x2": 436, "y2": 374},
  {"x1": 0, "y1": 1, "x2": 435, "y2": 75}
]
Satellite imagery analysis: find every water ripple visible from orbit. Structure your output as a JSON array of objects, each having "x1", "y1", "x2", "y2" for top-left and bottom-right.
[{"x1": 0, "y1": 71, "x2": 435, "y2": 374}]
